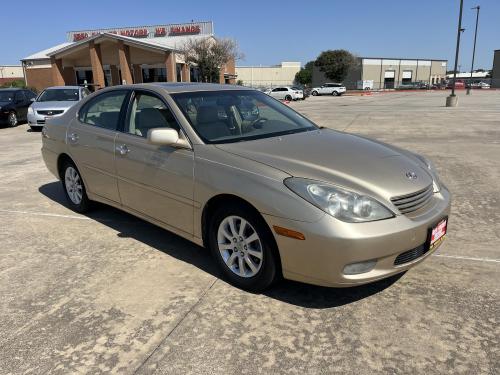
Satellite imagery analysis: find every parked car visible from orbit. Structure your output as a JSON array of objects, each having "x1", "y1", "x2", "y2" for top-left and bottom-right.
[
  {"x1": 469, "y1": 81, "x2": 490, "y2": 89},
  {"x1": 291, "y1": 86, "x2": 307, "y2": 100},
  {"x1": 28, "y1": 86, "x2": 90, "y2": 130},
  {"x1": 311, "y1": 83, "x2": 346, "y2": 96},
  {"x1": 446, "y1": 80, "x2": 465, "y2": 89},
  {"x1": 265, "y1": 87, "x2": 302, "y2": 101},
  {"x1": 397, "y1": 81, "x2": 429, "y2": 90},
  {"x1": 0, "y1": 88, "x2": 37, "y2": 127},
  {"x1": 41, "y1": 83, "x2": 451, "y2": 291}
]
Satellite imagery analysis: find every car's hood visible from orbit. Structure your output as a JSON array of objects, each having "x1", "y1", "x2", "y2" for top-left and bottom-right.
[
  {"x1": 0, "y1": 101, "x2": 13, "y2": 107},
  {"x1": 215, "y1": 129, "x2": 433, "y2": 200},
  {"x1": 32, "y1": 101, "x2": 77, "y2": 111}
]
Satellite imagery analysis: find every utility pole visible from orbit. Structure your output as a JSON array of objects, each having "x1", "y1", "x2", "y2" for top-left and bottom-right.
[
  {"x1": 467, "y1": 5, "x2": 480, "y2": 95},
  {"x1": 446, "y1": 0, "x2": 465, "y2": 107}
]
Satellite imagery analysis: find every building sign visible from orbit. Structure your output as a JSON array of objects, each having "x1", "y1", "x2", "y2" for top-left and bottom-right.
[{"x1": 67, "y1": 21, "x2": 213, "y2": 42}]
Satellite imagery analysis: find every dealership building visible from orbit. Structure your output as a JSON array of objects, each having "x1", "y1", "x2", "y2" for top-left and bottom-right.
[
  {"x1": 312, "y1": 57, "x2": 447, "y2": 89},
  {"x1": 21, "y1": 21, "x2": 236, "y2": 92}
]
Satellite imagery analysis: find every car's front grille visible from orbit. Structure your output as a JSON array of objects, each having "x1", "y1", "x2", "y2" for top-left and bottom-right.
[
  {"x1": 37, "y1": 110, "x2": 63, "y2": 116},
  {"x1": 394, "y1": 243, "x2": 428, "y2": 266},
  {"x1": 391, "y1": 184, "x2": 434, "y2": 215}
]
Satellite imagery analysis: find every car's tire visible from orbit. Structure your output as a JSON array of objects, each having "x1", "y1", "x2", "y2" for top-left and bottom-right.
[
  {"x1": 311, "y1": 91, "x2": 318, "y2": 96},
  {"x1": 208, "y1": 204, "x2": 279, "y2": 292},
  {"x1": 30, "y1": 126, "x2": 41, "y2": 132},
  {"x1": 285, "y1": 95, "x2": 292, "y2": 101},
  {"x1": 61, "y1": 160, "x2": 91, "y2": 213},
  {"x1": 332, "y1": 91, "x2": 339, "y2": 96},
  {"x1": 7, "y1": 112, "x2": 18, "y2": 127}
]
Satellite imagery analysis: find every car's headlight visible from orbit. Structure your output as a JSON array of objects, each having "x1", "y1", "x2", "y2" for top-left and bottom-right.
[
  {"x1": 284, "y1": 178, "x2": 395, "y2": 223},
  {"x1": 28, "y1": 106, "x2": 34, "y2": 115},
  {"x1": 413, "y1": 154, "x2": 441, "y2": 193}
]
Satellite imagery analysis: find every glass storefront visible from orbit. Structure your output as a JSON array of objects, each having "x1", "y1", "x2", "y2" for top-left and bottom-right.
[{"x1": 142, "y1": 68, "x2": 167, "y2": 83}]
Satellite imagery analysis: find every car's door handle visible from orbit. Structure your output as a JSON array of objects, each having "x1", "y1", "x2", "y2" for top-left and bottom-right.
[
  {"x1": 68, "y1": 133, "x2": 79, "y2": 144},
  {"x1": 116, "y1": 144, "x2": 130, "y2": 155}
]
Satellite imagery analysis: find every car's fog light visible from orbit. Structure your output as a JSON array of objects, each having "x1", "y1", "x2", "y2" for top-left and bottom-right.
[{"x1": 343, "y1": 259, "x2": 377, "y2": 275}]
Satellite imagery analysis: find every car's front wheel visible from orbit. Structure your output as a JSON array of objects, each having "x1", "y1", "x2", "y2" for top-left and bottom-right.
[
  {"x1": 8, "y1": 112, "x2": 17, "y2": 127},
  {"x1": 61, "y1": 160, "x2": 91, "y2": 213},
  {"x1": 208, "y1": 205, "x2": 278, "y2": 291}
]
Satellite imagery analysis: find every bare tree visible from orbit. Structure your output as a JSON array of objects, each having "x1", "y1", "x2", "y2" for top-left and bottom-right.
[{"x1": 181, "y1": 37, "x2": 243, "y2": 83}]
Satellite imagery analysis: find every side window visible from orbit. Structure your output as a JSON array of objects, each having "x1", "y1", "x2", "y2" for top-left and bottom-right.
[
  {"x1": 15, "y1": 91, "x2": 26, "y2": 102},
  {"x1": 127, "y1": 92, "x2": 179, "y2": 138},
  {"x1": 26, "y1": 91, "x2": 36, "y2": 100},
  {"x1": 271, "y1": 88, "x2": 279, "y2": 92},
  {"x1": 78, "y1": 91, "x2": 128, "y2": 130}
]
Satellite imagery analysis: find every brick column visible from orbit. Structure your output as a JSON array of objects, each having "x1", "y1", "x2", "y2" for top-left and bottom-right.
[
  {"x1": 226, "y1": 58, "x2": 236, "y2": 84},
  {"x1": 89, "y1": 41, "x2": 106, "y2": 89},
  {"x1": 165, "y1": 52, "x2": 176, "y2": 82},
  {"x1": 117, "y1": 40, "x2": 133, "y2": 85},
  {"x1": 219, "y1": 64, "x2": 226, "y2": 84},
  {"x1": 50, "y1": 57, "x2": 65, "y2": 86},
  {"x1": 181, "y1": 64, "x2": 190, "y2": 82},
  {"x1": 63, "y1": 67, "x2": 76, "y2": 85},
  {"x1": 133, "y1": 64, "x2": 143, "y2": 84},
  {"x1": 110, "y1": 65, "x2": 120, "y2": 86}
]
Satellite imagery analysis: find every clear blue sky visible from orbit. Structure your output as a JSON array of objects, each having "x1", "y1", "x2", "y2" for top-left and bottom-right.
[{"x1": 3, "y1": 0, "x2": 499, "y2": 70}]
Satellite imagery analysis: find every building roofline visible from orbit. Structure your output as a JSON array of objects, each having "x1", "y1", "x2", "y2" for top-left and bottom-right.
[
  {"x1": 47, "y1": 33, "x2": 184, "y2": 58},
  {"x1": 359, "y1": 56, "x2": 448, "y2": 62}
]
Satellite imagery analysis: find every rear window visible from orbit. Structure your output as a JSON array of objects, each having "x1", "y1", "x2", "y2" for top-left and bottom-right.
[{"x1": 38, "y1": 89, "x2": 80, "y2": 102}]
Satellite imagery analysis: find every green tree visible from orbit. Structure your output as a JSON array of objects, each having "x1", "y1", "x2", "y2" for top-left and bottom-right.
[
  {"x1": 314, "y1": 50, "x2": 358, "y2": 82},
  {"x1": 182, "y1": 37, "x2": 243, "y2": 83},
  {"x1": 294, "y1": 61, "x2": 314, "y2": 86}
]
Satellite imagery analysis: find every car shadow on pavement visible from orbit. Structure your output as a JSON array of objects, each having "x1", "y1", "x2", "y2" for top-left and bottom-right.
[{"x1": 39, "y1": 181, "x2": 403, "y2": 309}]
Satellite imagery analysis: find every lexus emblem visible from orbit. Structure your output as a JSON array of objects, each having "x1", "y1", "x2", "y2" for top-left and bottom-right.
[{"x1": 406, "y1": 171, "x2": 418, "y2": 180}]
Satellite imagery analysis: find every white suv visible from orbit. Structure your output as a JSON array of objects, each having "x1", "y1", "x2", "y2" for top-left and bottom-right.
[
  {"x1": 265, "y1": 87, "x2": 303, "y2": 101},
  {"x1": 311, "y1": 83, "x2": 346, "y2": 96}
]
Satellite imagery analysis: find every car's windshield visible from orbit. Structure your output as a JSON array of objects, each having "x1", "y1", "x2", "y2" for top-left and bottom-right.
[
  {"x1": 38, "y1": 89, "x2": 79, "y2": 102},
  {"x1": 0, "y1": 91, "x2": 15, "y2": 102},
  {"x1": 172, "y1": 90, "x2": 317, "y2": 144}
]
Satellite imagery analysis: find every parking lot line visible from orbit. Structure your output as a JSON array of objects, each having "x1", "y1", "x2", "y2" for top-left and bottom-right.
[
  {"x1": 433, "y1": 254, "x2": 500, "y2": 264},
  {"x1": 1, "y1": 208, "x2": 499, "y2": 265}
]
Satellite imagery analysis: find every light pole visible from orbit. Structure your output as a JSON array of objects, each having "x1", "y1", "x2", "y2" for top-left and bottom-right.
[
  {"x1": 446, "y1": 0, "x2": 465, "y2": 107},
  {"x1": 467, "y1": 5, "x2": 480, "y2": 95}
]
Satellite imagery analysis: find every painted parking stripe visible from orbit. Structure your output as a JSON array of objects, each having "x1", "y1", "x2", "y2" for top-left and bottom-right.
[
  {"x1": 433, "y1": 254, "x2": 500, "y2": 263},
  {"x1": 1, "y1": 209, "x2": 499, "y2": 264}
]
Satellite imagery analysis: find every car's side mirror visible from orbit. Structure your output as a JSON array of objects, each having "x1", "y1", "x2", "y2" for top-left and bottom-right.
[
  {"x1": 30, "y1": 98, "x2": 36, "y2": 102},
  {"x1": 147, "y1": 128, "x2": 190, "y2": 149}
]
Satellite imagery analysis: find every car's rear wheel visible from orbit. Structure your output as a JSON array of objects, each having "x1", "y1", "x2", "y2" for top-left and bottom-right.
[
  {"x1": 332, "y1": 91, "x2": 339, "y2": 96},
  {"x1": 311, "y1": 91, "x2": 318, "y2": 96},
  {"x1": 61, "y1": 160, "x2": 90, "y2": 213},
  {"x1": 285, "y1": 95, "x2": 292, "y2": 101},
  {"x1": 208, "y1": 204, "x2": 278, "y2": 291},
  {"x1": 8, "y1": 112, "x2": 17, "y2": 127}
]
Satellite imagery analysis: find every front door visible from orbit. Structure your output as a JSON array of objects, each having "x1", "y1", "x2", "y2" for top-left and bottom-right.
[
  {"x1": 114, "y1": 90, "x2": 195, "y2": 235},
  {"x1": 67, "y1": 90, "x2": 129, "y2": 203}
]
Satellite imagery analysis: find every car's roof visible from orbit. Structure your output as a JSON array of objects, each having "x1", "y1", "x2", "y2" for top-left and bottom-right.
[
  {"x1": 0, "y1": 87, "x2": 25, "y2": 91},
  {"x1": 128, "y1": 82, "x2": 254, "y2": 94},
  {"x1": 45, "y1": 85, "x2": 81, "y2": 90}
]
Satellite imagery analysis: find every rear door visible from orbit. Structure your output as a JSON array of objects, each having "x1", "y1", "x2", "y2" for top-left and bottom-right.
[
  {"x1": 14, "y1": 91, "x2": 30, "y2": 120},
  {"x1": 67, "y1": 90, "x2": 130, "y2": 203}
]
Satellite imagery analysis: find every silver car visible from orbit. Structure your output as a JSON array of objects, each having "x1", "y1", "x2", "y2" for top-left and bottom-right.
[
  {"x1": 41, "y1": 83, "x2": 451, "y2": 291},
  {"x1": 28, "y1": 86, "x2": 90, "y2": 130}
]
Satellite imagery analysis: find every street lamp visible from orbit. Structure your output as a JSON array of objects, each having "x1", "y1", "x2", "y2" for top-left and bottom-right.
[
  {"x1": 467, "y1": 5, "x2": 481, "y2": 95},
  {"x1": 446, "y1": 0, "x2": 465, "y2": 107}
]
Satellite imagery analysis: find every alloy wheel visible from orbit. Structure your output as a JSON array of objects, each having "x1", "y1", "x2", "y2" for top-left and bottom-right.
[
  {"x1": 217, "y1": 215, "x2": 263, "y2": 278},
  {"x1": 65, "y1": 166, "x2": 83, "y2": 205},
  {"x1": 8, "y1": 112, "x2": 17, "y2": 127}
]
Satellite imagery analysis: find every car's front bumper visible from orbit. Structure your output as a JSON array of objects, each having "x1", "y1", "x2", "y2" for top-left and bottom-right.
[
  {"x1": 263, "y1": 186, "x2": 451, "y2": 287},
  {"x1": 27, "y1": 112, "x2": 46, "y2": 127}
]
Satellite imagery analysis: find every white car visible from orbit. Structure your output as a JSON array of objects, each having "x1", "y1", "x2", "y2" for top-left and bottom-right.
[
  {"x1": 265, "y1": 87, "x2": 302, "y2": 101},
  {"x1": 311, "y1": 83, "x2": 346, "y2": 96}
]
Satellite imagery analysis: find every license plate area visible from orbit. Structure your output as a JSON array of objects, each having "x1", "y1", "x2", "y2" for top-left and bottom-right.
[{"x1": 428, "y1": 217, "x2": 448, "y2": 250}]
